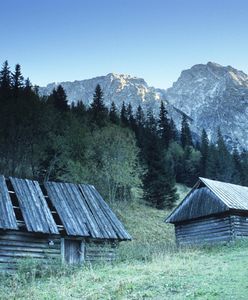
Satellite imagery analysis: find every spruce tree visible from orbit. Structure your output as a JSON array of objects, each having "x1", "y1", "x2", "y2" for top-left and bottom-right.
[
  {"x1": 109, "y1": 101, "x2": 119, "y2": 124},
  {"x1": 232, "y1": 147, "x2": 242, "y2": 184},
  {"x1": 158, "y1": 101, "x2": 171, "y2": 148},
  {"x1": 0, "y1": 60, "x2": 11, "y2": 96},
  {"x1": 199, "y1": 129, "x2": 209, "y2": 177},
  {"x1": 169, "y1": 118, "x2": 178, "y2": 142},
  {"x1": 127, "y1": 103, "x2": 135, "y2": 129},
  {"x1": 135, "y1": 105, "x2": 145, "y2": 127},
  {"x1": 90, "y1": 84, "x2": 108, "y2": 126},
  {"x1": 12, "y1": 64, "x2": 24, "y2": 97},
  {"x1": 51, "y1": 85, "x2": 69, "y2": 112},
  {"x1": 215, "y1": 128, "x2": 233, "y2": 182},
  {"x1": 180, "y1": 114, "x2": 193, "y2": 148},
  {"x1": 205, "y1": 143, "x2": 218, "y2": 179},
  {"x1": 120, "y1": 101, "x2": 128, "y2": 126},
  {"x1": 134, "y1": 105, "x2": 146, "y2": 150},
  {"x1": 143, "y1": 110, "x2": 178, "y2": 209}
]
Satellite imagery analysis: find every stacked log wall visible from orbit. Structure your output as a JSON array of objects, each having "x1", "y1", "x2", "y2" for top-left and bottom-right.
[
  {"x1": 175, "y1": 215, "x2": 233, "y2": 245},
  {"x1": 0, "y1": 230, "x2": 61, "y2": 272},
  {"x1": 85, "y1": 241, "x2": 117, "y2": 262}
]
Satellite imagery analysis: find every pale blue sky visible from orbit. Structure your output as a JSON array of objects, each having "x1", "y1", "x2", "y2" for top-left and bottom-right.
[{"x1": 1, "y1": 0, "x2": 248, "y2": 88}]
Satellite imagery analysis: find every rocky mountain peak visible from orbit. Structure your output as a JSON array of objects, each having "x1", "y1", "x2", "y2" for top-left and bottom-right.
[
  {"x1": 39, "y1": 62, "x2": 248, "y2": 150},
  {"x1": 166, "y1": 62, "x2": 248, "y2": 149}
]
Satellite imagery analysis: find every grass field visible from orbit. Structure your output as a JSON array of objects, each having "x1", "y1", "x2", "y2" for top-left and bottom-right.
[{"x1": 1, "y1": 184, "x2": 248, "y2": 299}]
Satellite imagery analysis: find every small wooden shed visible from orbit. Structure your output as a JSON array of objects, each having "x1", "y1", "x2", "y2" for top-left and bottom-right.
[
  {"x1": 166, "y1": 177, "x2": 248, "y2": 245},
  {"x1": 0, "y1": 175, "x2": 131, "y2": 271}
]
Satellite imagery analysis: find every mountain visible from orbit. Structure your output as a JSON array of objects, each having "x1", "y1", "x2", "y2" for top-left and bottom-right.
[
  {"x1": 39, "y1": 73, "x2": 168, "y2": 112},
  {"x1": 166, "y1": 62, "x2": 248, "y2": 149},
  {"x1": 39, "y1": 62, "x2": 248, "y2": 149}
]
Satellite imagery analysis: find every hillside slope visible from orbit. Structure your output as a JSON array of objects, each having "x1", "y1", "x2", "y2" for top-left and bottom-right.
[{"x1": 1, "y1": 185, "x2": 248, "y2": 300}]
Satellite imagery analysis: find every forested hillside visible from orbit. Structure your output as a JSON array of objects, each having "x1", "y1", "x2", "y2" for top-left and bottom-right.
[{"x1": 1, "y1": 61, "x2": 248, "y2": 209}]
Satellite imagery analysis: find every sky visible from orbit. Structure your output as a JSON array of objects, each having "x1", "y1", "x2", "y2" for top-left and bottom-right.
[{"x1": 1, "y1": 0, "x2": 248, "y2": 89}]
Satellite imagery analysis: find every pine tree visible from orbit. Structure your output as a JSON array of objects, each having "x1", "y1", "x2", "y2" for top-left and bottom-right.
[
  {"x1": 158, "y1": 101, "x2": 171, "y2": 148},
  {"x1": 51, "y1": 85, "x2": 69, "y2": 112},
  {"x1": 134, "y1": 105, "x2": 146, "y2": 150},
  {"x1": 90, "y1": 84, "x2": 108, "y2": 126},
  {"x1": 199, "y1": 129, "x2": 209, "y2": 177},
  {"x1": 205, "y1": 143, "x2": 218, "y2": 179},
  {"x1": 169, "y1": 118, "x2": 178, "y2": 142},
  {"x1": 232, "y1": 147, "x2": 242, "y2": 184},
  {"x1": 240, "y1": 150, "x2": 248, "y2": 186},
  {"x1": 143, "y1": 110, "x2": 178, "y2": 208},
  {"x1": 127, "y1": 103, "x2": 135, "y2": 128},
  {"x1": 0, "y1": 60, "x2": 11, "y2": 96},
  {"x1": 215, "y1": 128, "x2": 233, "y2": 182},
  {"x1": 180, "y1": 114, "x2": 193, "y2": 148},
  {"x1": 12, "y1": 64, "x2": 24, "y2": 96},
  {"x1": 135, "y1": 105, "x2": 145, "y2": 127},
  {"x1": 120, "y1": 101, "x2": 128, "y2": 126},
  {"x1": 109, "y1": 101, "x2": 119, "y2": 124}
]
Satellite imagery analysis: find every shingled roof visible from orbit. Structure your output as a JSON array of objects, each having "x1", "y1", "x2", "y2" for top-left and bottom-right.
[
  {"x1": 0, "y1": 175, "x2": 131, "y2": 241},
  {"x1": 166, "y1": 177, "x2": 248, "y2": 223}
]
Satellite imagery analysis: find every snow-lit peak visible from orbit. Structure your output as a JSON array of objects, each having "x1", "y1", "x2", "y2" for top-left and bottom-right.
[
  {"x1": 39, "y1": 62, "x2": 248, "y2": 150},
  {"x1": 166, "y1": 62, "x2": 248, "y2": 150}
]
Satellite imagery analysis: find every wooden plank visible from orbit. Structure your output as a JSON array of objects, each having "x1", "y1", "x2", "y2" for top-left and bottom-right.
[
  {"x1": 80, "y1": 185, "x2": 131, "y2": 240},
  {"x1": 59, "y1": 183, "x2": 98, "y2": 237},
  {"x1": 44, "y1": 182, "x2": 89, "y2": 237},
  {"x1": 65, "y1": 183, "x2": 104, "y2": 239},
  {"x1": 78, "y1": 185, "x2": 117, "y2": 239},
  {"x1": 0, "y1": 240, "x2": 60, "y2": 249},
  {"x1": 0, "y1": 175, "x2": 18, "y2": 230},
  {"x1": 10, "y1": 177, "x2": 59, "y2": 234}
]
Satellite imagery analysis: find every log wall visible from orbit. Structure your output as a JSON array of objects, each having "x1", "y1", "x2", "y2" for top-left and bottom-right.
[
  {"x1": 175, "y1": 215, "x2": 233, "y2": 245},
  {"x1": 231, "y1": 215, "x2": 248, "y2": 238},
  {"x1": 85, "y1": 240, "x2": 117, "y2": 262},
  {"x1": 0, "y1": 231, "x2": 118, "y2": 271},
  {"x1": 0, "y1": 230, "x2": 61, "y2": 272}
]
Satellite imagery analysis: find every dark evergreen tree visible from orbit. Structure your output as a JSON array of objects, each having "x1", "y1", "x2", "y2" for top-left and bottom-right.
[
  {"x1": 180, "y1": 114, "x2": 193, "y2": 148},
  {"x1": 109, "y1": 101, "x2": 119, "y2": 124},
  {"x1": 158, "y1": 101, "x2": 171, "y2": 148},
  {"x1": 71, "y1": 100, "x2": 87, "y2": 122},
  {"x1": 143, "y1": 110, "x2": 178, "y2": 208},
  {"x1": 12, "y1": 64, "x2": 24, "y2": 97},
  {"x1": 135, "y1": 105, "x2": 145, "y2": 127},
  {"x1": 0, "y1": 60, "x2": 11, "y2": 96},
  {"x1": 127, "y1": 103, "x2": 135, "y2": 129},
  {"x1": 134, "y1": 105, "x2": 146, "y2": 151},
  {"x1": 240, "y1": 151, "x2": 248, "y2": 186},
  {"x1": 199, "y1": 129, "x2": 209, "y2": 177},
  {"x1": 232, "y1": 147, "x2": 242, "y2": 184},
  {"x1": 120, "y1": 101, "x2": 128, "y2": 126},
  {"x1": 51, "y1": 85, "x2": 69, "y2": 112},
  {"x1": 169, "y1": 118, "x2": 178, "y2": 142},
  {"x1": 89, "y1": 84, "x2": 108, "y2": 126},
  {"x1": 215, "y1": 129, "x2": 233, "y2": 182},
  {"x1": 205, "y1": 143, "x2": 218, "y2": 179}
]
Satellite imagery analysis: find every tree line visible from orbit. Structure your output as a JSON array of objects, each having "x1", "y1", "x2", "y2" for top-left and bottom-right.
[{"x1": 0, "y1": 61, "x2": 248, "y2": 209}]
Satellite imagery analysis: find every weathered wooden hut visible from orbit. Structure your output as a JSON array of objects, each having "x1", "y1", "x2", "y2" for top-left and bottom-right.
[
  {"x1": 0, "y1": 175, "x2": 131, "y2": 271},
  {"x1": 166, "y1": 177, "x2": 248, "y2": 245}
]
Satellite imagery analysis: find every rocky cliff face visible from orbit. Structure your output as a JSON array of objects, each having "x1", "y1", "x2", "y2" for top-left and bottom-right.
[
  {"x1": 166, "y1": 62, "x2": 248, "y2": 149},
  {"x1": 39, "y1": 73, "x2": 167, "y2": 112},
  {"x1": 39, "y1": 62, "x2": 248, "y2": 149}
]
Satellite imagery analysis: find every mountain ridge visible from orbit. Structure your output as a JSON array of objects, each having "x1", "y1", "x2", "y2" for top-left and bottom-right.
[{"x1": 39, "y1": 62, "x2": 248, "y2": 149}]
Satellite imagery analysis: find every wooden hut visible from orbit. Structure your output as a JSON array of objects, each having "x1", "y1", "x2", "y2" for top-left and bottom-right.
[
  {"x1": 166, "y1": 177, "x2": 248, "y2": 245},
  {"x1": 0, "y1": 175, "x2": 131, "y2": 271}
]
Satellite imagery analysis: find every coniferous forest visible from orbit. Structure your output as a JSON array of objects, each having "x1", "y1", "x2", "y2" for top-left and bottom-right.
[{"x1": 1, "y1": 61, "x2": 248, "y2": 209}]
